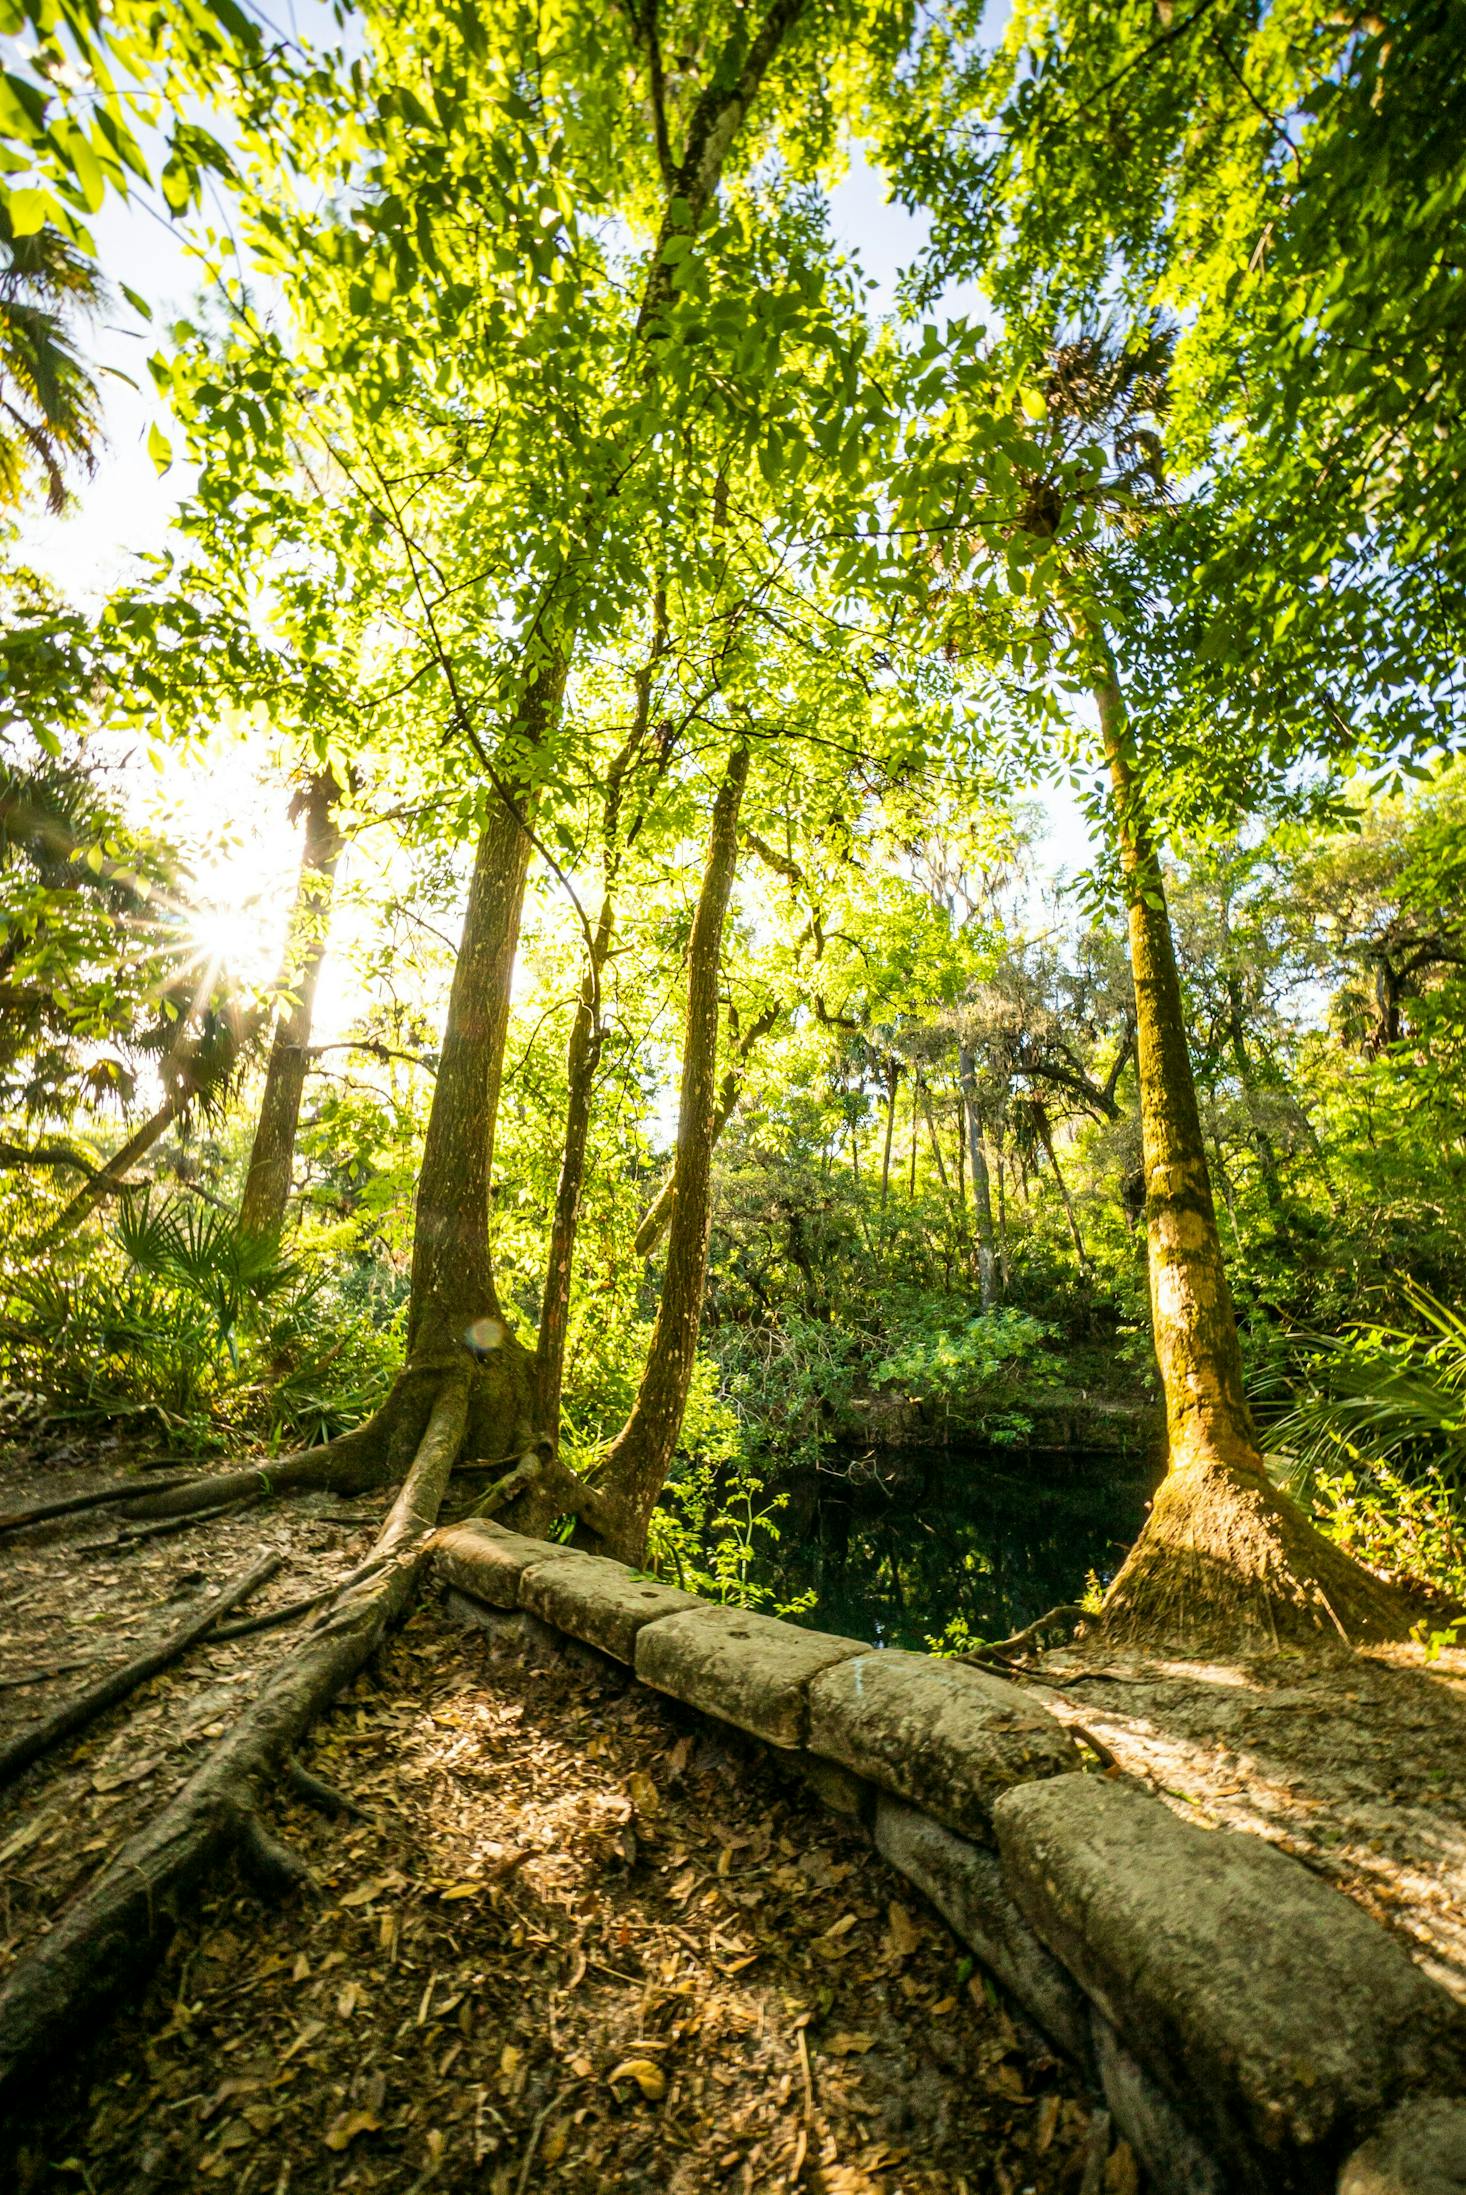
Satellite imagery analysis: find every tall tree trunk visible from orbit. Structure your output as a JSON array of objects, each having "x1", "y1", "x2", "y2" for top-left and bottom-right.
[
  {"x1": 238, "y1": 771, "x2": 343, "y2": 1241},
  {"x1": 1034, "y1": 1103, "x2": 1091, "y2": 1277},
  {"x1": 1092, "y1": 667, "x2": 1253, "y2": 1478},
  {"x1": 994, "y1": 1128, "x2": 1010, "y2": 1294},
  {"x1": 907, "y1": 1072, "x2": 919, "y2": 1197},
  {"x1": 920, "y1": 1084, "x2": 952, "y2": 1192},
  {"x1": 879, "y1": 1057, "x2": 900, "y2": 1214},
  {"x1": 593, "y1": 743, "x2": 751, "y2": 1561},
  {"x1": 1083, "y1": 639, "x2": 1412, "y2": 1647},
  {"x1": 421, "y1": 0, "x2": 807, "y2": 1426},
  {"x1": 407, "y1": 658, "x2": 564, "y2": 1402},
  {"x1": 959, "y1": 1046, "x2": 998, "y2": 1310},
  {"x1": 634, "y1": 1001, "x2": 779, "y2": 1258},
  {"x1": 39, "y1": 1094, "x2": 185, "y2": 1244},
  {"x1": 536, "y1": 892, "x2": 613, "y2": 1442}
]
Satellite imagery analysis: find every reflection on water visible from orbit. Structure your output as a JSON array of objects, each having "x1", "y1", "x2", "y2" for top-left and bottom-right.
[{"x1": 762, "y1": 1445, "x2": 1160, "y2": 1650}]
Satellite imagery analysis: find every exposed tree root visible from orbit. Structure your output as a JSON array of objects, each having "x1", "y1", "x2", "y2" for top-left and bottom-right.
[
  {"x1": 116, "y1": 1422, "x2": 390, "y2": 1523},
  {"x1": 489, "y1": 1447, "x2": 619, "y2": 1545},
  {"x1": 102, "y1": 1496, "x2": 261, "y2": 1549},
  {"x1": 1098, "y1": 1460, "x2": 1424, "y2": 1652},
  {"x1": 0, "y1": 1472, "x2": 199, "y2": 1536},
  {"x1": 0, "y1": 1553, "x2": 281, "y2": 1789},
  {"x1": 0, "y1": 1369, "x2": 469, "y2": 2110},
  {"x1": 210, "y1": 1556, "x2": 390, "y2": 1643},
  {"x1": 48, "y1": 1363, "x2": 454, "y2": 1536},
  {"x1": 236, "y1": 1814, "x2": 315, "y2": 1900},
  {"x1": 283, "y1": 1756, "x2": 364, "y2": 1819},
  {"x1": 961, "y1": 1602, "x2": 1085, "y2": 1669}
]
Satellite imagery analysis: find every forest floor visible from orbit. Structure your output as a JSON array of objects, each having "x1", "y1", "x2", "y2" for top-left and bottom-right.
[
  {"x1": 1016, "y1": 1635, "x2": 1466, "y2": 2005},
  {"x1": 0, "y1": 1439, "x2": 1129, "y2": 2195}
]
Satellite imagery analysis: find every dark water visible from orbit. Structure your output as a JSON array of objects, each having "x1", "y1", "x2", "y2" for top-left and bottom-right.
[{"x1": 759, "y1": 1445, "x2": 1160, "y2": 1650}]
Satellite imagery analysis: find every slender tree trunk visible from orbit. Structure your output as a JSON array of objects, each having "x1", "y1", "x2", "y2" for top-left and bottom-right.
[
  {"x1": 536, "y1": 892, "x2": 613, "y2": 1442},
  {"x1": 428, "y1": 0, "x2": 808, "y2": 1427},
  {"x1": 907, "y1": 1074, "x2": 919, "y2": 1197},
  {"x1": 1034, "y1": 1105, "x2": 1091, "y2": 1277},
  {"x1": 920, "y1": 1085, "x2": 952, "y2": 1191},
  {"x1": 408, "y1": 657, "x2": 565, "y2": 1374},
  {"x1": 37, "y1": 998, "x2": 263, "y2": 1246},
  {"x1": 879, "y1": 1057, "x2": 900, "y2": 1214},
  {"x1": 40, "y1": 1096, "x2": 185, "y2": 1242},
  {"x1": 959, "y1": 1047, "x2": 998, "y2": 1310},
  {"x1": 1083, "y1": 640, "x2": 1412, "y2": 1646},
  {"x1": 594, "y1": 744, "x2": 751, "y2": 1560},
  {"x1": 634, "y1": 1001, "x2": 778, "y2": 1258},
  {"x1": 994, "y1": 1129, "x2": 1010, "y2": 1294},
  {"x1": 239, "y1": 772, "x2": 343, "y2": 1241}
]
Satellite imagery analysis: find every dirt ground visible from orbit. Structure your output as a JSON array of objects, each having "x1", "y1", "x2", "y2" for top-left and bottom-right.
[
  {"x1": 1018, "y1": 1636, "x2": 1466, "y2": 2005},
  {"x1": 0, "y1": 1442, "x2": 1130, "y2": 2195},
  {"x1": 6, "y1": 1439, "x2": 1463, "y2": 2193}
]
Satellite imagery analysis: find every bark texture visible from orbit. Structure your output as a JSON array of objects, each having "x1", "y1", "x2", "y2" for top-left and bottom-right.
[
  {"x1": 1092, "y1": 663, "x2": 1257, "y2": 1480},
  {"x1": 408, "y1": 656, "x2": 565, "y2": 1383},
  {"x1": 238, "y1": 772, "x2": 343, "y2": 1241},
  {"x1": 594, "y1": 744, "x2": 751, "y2": 1560},
  {"x1": 1084, "y1": 642, "x2": 1413, "y2": 1646}
]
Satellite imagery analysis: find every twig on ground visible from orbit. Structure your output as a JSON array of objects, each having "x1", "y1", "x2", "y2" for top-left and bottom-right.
[
  {"x1": 515, "y1": 2082, "x2": 581, "y2": 2195},
  {"x1": 212, "y1": 1556, "x2": 391, "y2": 1642},
  {"x1": 105, "y1": 1498, "x2": 261, "y2": 1550},
  {"x1": 0, "y1": 1657, "x2": 100, "y2": 1692}
]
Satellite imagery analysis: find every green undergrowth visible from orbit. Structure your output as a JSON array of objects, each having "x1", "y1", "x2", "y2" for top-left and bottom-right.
[
  {"x1": 1266, "y1": 1283, "x2": 1466, "y2": 1607},
  {"x1": 0, "y1": 1192, "x2": 403, "y2": 1454}
]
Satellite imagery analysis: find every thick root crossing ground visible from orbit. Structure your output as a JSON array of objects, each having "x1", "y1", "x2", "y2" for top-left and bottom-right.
[{"x1": 0, "y1": 1452, "x2": 1120, "y2": 2195}]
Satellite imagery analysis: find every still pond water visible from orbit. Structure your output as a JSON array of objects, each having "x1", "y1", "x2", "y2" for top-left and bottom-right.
[{"x1": 753, "y1": 1444, "x2": 1160, "y2": 1650}]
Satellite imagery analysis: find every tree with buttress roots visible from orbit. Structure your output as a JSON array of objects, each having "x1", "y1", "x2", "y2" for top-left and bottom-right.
[
  {"x1": 0, "y1": 0, "x2": 923, "y2": 2099},
  {"x1": 872, "y1": 0, "x2": 1465, "y2": 1649},
  {"x1": 882, "y1": 320, "x2": 1423, "y2": 1650}
]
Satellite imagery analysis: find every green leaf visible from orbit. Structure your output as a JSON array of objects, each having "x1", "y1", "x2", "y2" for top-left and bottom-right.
[
  {"x1": 147, "y1": 421, "x2": 173, "y2": 474},
  {"x1": 6, "y1": 186, "x2": 47, "y2": 236}
]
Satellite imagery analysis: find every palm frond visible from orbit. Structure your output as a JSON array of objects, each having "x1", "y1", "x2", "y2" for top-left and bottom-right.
[{"x1": 1268, "y1": 1282, "x2": 1466, "y2": 1500}]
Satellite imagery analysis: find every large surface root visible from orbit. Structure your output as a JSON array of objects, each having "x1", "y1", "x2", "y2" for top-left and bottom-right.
[
  {"x1": 0, "y1": 1551, "x2": 280, "y2": 1789},
  {"x1": 1098, "y1": 1460, "x2": 1424, "y2": 1652},
  {"x1": 6, "y1": 1608, "x2": 1110, "y2": 2194},
  {"x1": 0, "y1": 1371, "x2": 469, "y2": 2109},
  {"x1": 59, "y1": 1367, "x2": 452, "y2": 1531}
]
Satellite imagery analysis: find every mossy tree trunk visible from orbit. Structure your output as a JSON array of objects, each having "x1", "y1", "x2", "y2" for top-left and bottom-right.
[
  {"x1": 238, "y1": 771, "x2": 343, "y2": 1242},
  {"x1": 959, "y1": 1045, "x2": 999, "y2": 1309},
  {"x1": 592, "y1": 742, "x2": 751, "y2": 1561},
  {"x1": 405, "y1": 659, "x2": 564, "y2": 1455},
  {"x1": 1093, "y1": 665, "x2": 1258, "y2": 1482},
  {"x1": 1084, "y1": 639, "x2": 1413, "y2": 1648}
]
